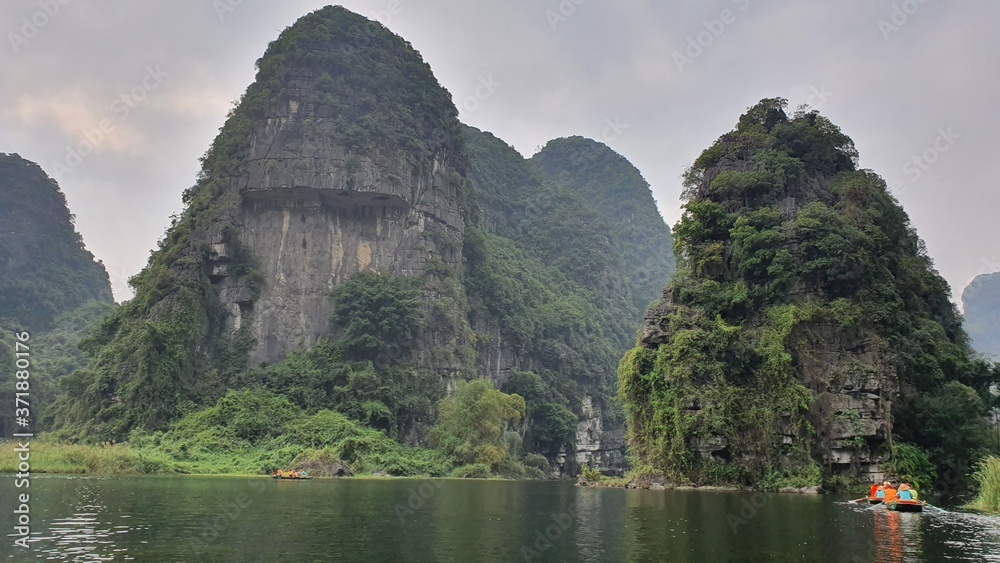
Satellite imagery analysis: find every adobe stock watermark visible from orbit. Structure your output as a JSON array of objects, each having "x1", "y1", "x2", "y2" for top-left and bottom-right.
[
  {"x1": 393, "y1": 479, "x2": 445, "y2": 523},
  {"x1": 7, "y1": 0, "x2": 74, "y2": 54},
  {"x1": 188, "y1": 478, "x2": 266, "y2": 548},
  {"x1": 889, "y1": 127, "x2": 959, "y2": 197},
  {"x1": 213, "y1": 0, "x2": 243, "y2": 21},
  {"x1": 878, "y1": 0, "x2": 931, "y2": 41},
  {"x1": 50, "y1": 65, "x2": 169, "y2": 179},
  {"x1": 521, "y1": 503, "x2": 577, "y2": 561},
  {"x1": 803, "y1": 84, "x2": 832, "y2": 113},
  {"x1": 459, "y1": 75, "x2": 501, "y2": 115},
  {"x1": 726, "y1": 491, "x2": 775, "y2": 533},
  {"x1": 546, "y1": 0, "x2": 587, "y2": 31},
  {"x1": 600, "y1": 117, "x2": 628, "y2": 144},
  {"x1": 673, "y1": 0, "x2": 751, "y2": 73}
]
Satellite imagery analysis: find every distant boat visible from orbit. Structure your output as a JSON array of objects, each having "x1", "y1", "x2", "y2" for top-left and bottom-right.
[{"x1": 271, "y1": 473, "x2": 313, "y2": 480}]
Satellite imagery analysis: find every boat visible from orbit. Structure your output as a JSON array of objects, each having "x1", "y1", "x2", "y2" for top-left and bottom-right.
[
  {"x1": 886, "y1": 499, "x2": 924, "y2": 512},
  {"x1": 868, "y1": 497, "x2": 884, "y2": 505},
  {"x1": 271, "y1": 473, "x2": 313, "y2": 480}
]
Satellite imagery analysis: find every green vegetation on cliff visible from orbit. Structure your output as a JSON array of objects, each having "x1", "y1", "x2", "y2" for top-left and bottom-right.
[
  {"x1": 619, "y1": 98, "x2": 999, "y2": 489},
  {"x1": 462, "y1": 128, "x2": 674, "y2": 461},
  {"x1": 0, "y1": 154, "x2": 115, "y2": 436},
  {"x1": 0, "y1": 153, "x2": 113, "y2": 331}
]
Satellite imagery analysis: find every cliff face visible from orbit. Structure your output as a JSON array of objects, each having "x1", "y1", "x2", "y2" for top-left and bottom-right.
[
  {"x1": 622, "y1": 99, "x2": 990, "y2": 488},
  {"x1": 214, "y1": 73, "x2": 464, "y2": 365},
  {"x1": 47, "y1": 7, "x2": 471, "y2": 438},
  {"x1": 197, "y1": 10, "x2": 466, "y2": 366},
  {"x1": 963, "y1": 272, "x2": 1000, "y2": 358},
  {"x1": 0, "y1": 153, "x2": 113, "y2": 330}
]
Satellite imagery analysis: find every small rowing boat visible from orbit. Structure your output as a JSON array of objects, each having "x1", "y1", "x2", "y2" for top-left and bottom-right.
[
  {"x1": 272, "y1": 474, "x2": 312, "y2": 480},
  {"x1": 886, "y1": 499, "x2": 925, "y2": 512},
  {"x1": 868, "y1": 497, "x2": 883, "y2": 505}
]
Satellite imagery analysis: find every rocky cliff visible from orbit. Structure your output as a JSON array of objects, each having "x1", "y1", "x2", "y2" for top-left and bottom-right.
[
  {"x1": 621, "y1": 99, "x2": 994, "y2": 489},
  {"x1": 208, "y1": 9, "x2": 467, "y2": 366},
  {"x1": 963, "y1": 272, "x2": 1000, "y2": 358},
  {"x1": 48, "y1": 7, "x2": 676, "y2": 475},
  {"x1": 0, "y1": 153, "x2": 113, "y2": 330}
]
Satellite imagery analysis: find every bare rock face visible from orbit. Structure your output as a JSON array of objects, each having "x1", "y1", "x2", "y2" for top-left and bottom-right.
[
  {"x1": 789, "y1": 322, "x2": 897, "y2": 477},
  {"x1": 203, "y1": 10, "x2": 466, "y2": 366},
  {"x1": 572, "y1": 395, "x2": 626, "y2": 475}
]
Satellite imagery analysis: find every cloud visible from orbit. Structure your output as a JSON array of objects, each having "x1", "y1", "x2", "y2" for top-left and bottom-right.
[{"x1": 0, "y1": 0, "x2": 997, "y2": 303}]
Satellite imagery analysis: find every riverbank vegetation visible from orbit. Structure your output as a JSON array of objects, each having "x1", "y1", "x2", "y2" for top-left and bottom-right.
[
  {"x1": 966, "y1": 456, "x2": 1000, "y2": 512},
  {"x1": 5, "y1": 384, "x2": 542, "y2": 478}
]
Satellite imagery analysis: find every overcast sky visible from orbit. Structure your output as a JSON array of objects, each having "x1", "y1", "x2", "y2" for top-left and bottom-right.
[{"x1": 1, "y1": 0, "x2": 997, "y2": 306}]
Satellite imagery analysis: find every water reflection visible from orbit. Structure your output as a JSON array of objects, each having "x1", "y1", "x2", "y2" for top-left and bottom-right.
[
  {"x1": 871, "y1": 510, "x2": 923, "y2": 562},
  {"x1": 2, "y1": 477, "x2": 999, "y2": 562},
  {"x1": 28, "y1": 478, "x2": 136, "y2": 561}
]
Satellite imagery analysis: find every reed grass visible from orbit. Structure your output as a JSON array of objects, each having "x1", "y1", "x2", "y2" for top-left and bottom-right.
[
  {"x1": 0, "y1": 440, "x2": 180, "y2": 475},
  {"x1": 966, "y1": 456, "x2": 1000, "y2": 513}
]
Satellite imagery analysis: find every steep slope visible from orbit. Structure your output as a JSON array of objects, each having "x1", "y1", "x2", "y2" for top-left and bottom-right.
[
  {"x1": 463, "y1": 128, "x2": 674, "y2": 472},
  {"x1": 50, "y1": 6, "x2": 471, "y2": 438},
  {"x1": 0, "y1": 154, "x2": 113, "y2": 330},
  {"x1": 963, "y1": 272, "x2": 1000, "y2": 358},
  {"x1": 530, "y1": 136, "x2": 675, "y2": 313},
  {"x1": 619, "y1": 99, "x2": 998, "y2": 489}
]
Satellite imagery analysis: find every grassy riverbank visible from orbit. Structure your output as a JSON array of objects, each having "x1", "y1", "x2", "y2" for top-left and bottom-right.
[
  {"x1": 0, "y1": 438, "x2": 449, "y2": 477},
  {"x1": 966, "y1": 456, "x2": 1000, "y2": 512}
]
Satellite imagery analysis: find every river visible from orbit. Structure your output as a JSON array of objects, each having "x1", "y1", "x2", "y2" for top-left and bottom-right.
[{"x1": 2, "y1": 476, "x2": 999, "y2": 561}]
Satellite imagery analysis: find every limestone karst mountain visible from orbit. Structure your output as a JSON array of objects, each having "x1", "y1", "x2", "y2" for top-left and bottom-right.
[
  {"x1": 619, "y1": 99, "x2": 997, "y2": 489},
  {"x1": 0, "y1": 153, "x2": 115, "y2": 437},
  {"x1": 963, "y1": 272, "x2": 1000, "y2": 358},
  {"x1": 48, "y1": 5, "x2": 675, "y2": 475},
  {"x1": 0, "y1": 153, "x2": 113, "y2": 330}
]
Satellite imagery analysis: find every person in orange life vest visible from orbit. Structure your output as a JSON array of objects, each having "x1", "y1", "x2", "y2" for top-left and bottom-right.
[{"x1": 883, "y1": 481, "x2": 898, "y2": 503}]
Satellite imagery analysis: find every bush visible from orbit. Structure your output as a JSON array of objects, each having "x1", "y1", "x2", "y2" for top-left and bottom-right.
[
  {"x1": 886, "y1": 443, "x2": 937, "y2": 493},
  {"x1": 966, "y1": 456, "x2": 1000, "y2": 513},
  {"x1": 451, "y1": 463, "x2": 493, "y2": 478}
]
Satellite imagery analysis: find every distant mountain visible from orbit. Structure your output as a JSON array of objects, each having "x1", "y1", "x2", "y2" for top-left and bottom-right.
[
  {"x1": 531, "y1": 136, "x2": 675, "y2": 313},
  {"x1": 0, "y1": 153, "x2": 113, "y2": 330},
  {"x1": 963, "y1": 272, "x2": 1000, "y2": 357}
]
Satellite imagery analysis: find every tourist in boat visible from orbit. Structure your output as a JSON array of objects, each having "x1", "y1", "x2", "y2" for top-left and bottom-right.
[
  {"x1": 883, "y1": 482, "x2": 898, "y2": 503},
  {"x1": 897, "y1": 484, "x2": 914, "y2": 500},
  {"x1": 277, "y1": 469, "x2": 284, "y2": 477},
  {"x1": 874, "y1": 484, "x2": 886, "y2": 499}
]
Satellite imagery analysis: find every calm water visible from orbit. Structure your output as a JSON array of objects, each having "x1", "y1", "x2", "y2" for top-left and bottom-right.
[{"x1": 2, "y1": 476, "x2": 999, "y2": 562}]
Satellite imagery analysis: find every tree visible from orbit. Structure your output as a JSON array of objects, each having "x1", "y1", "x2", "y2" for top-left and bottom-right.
[
  {"x1": 331, "y1": 272, "x2": 423, "y2": 365},
  {"x1": 429, "y1": 379, "x2": 525, "y2": 468}
]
